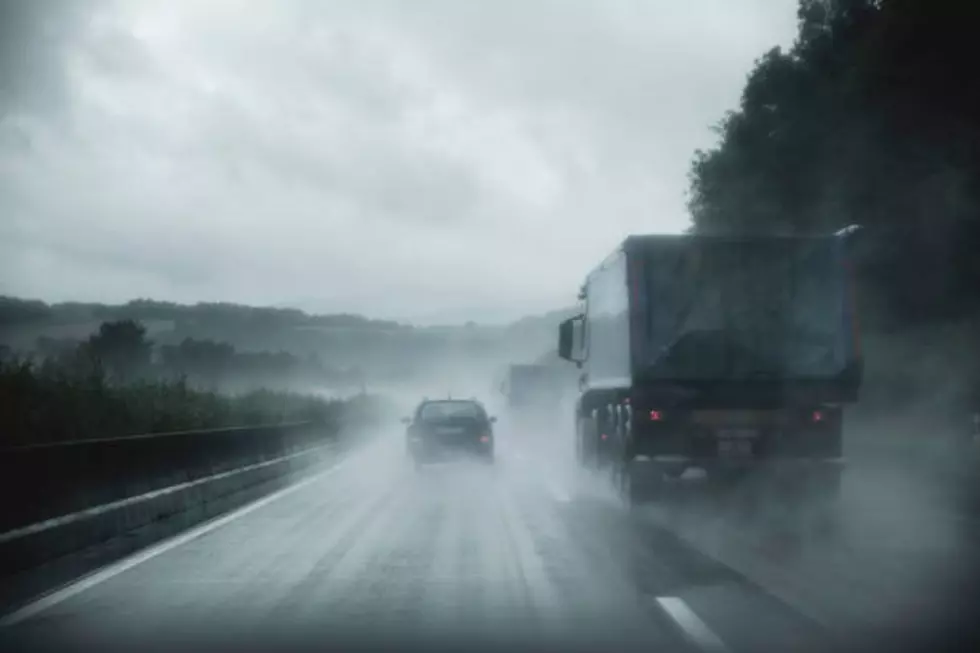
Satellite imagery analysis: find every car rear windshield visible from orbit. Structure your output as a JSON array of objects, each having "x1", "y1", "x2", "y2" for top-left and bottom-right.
[{"x1": 419, "y1": 401, "x2": 484, "y2": 421}]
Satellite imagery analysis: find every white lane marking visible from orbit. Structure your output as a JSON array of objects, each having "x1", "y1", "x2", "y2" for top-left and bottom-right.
[
  {"x1": 656, "y1": 596, "x2": 730, "y2": 653},
  {"x1": 0, "y1": 443, "x2": 335, "y2": 544},
  {"x1": 0, "y1": 445, "x2": 370, "y2": 628},
  {"x1": 498, "y1": 489, "x2": 564, "y2": 632}
]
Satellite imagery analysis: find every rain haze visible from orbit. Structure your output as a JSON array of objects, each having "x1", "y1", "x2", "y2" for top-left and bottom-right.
[
  {"x1": 1, "y1": 0, "x2": 796, "y2": 324},
  {"x1": 2, "y1": 2, "x2": 980, "y2": 653}
]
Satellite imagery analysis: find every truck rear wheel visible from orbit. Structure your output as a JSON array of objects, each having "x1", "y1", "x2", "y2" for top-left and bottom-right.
[{"x1": 619, "y1": 460, "x2": 661, "y2": 508}]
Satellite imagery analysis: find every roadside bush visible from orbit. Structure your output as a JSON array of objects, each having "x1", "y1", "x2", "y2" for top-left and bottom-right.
[{"x1": 0, "y1": 357, "x2": 366, "y2": 448}]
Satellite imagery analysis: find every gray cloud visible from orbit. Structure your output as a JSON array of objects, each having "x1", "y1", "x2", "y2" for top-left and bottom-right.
[
  {"x1": 0, "y1": 0, "x2": 798, "y2": 324},
  {"x1": 0, "y1": 0, "x2": 97, "y2": 115}
]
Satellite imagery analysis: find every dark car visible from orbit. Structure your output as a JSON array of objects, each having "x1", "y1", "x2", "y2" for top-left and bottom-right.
[{"x1": 402, "y1": 399, "x2": 496, "y2": 466}]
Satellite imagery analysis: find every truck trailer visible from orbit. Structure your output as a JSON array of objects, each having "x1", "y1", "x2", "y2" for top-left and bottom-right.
[{"x1": 557, "y1": 230, "x2": 863, "y2": 506}]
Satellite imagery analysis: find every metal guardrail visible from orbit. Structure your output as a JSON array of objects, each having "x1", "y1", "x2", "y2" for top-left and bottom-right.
[
  {"x1": 0, "y1": 421, "x2": 315, "y2": 453},
  {"x1": 0, "y1": 420, "x2": 347, "y2": 533},
  {"x1": 0, "y1": 441, "x2": 332, "y2": 545},
  {"x1": 0, "y1": 419, "x2": 362, "y2": 594},
  {"x1": 0, "y1": 396, "x2": 391, "y2": 615}
]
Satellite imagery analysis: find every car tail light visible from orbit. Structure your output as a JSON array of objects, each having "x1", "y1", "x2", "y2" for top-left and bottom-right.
[
  {"x1": 480, "y1": 435, "x2": 490, "y2": 443},
  {"x1": 600, "y1": 433, "x2": 608, "y2": 440},
  {"x1": 812, "y1": 410, "x2": 824, "y2": 423},
  {"x1": 649, "y1": 410, "x2": 663, "y2": 421}
]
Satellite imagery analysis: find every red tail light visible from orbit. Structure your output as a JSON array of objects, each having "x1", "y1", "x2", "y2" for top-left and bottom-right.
[
  {"x1": 600, "y1": 433, "x2": 608, "y2": 440},
  {"x1": 812, "y1": 410, "x2": 824, "y2": 423},
  {"x1": 649, "y1": 410, "x2": 663, "y2": 421},
  {"x1": 480, "y1": 435, "x2": 490, "y2": 443}
]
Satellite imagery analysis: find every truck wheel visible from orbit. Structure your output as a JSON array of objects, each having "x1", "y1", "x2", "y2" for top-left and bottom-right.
[
  {"x1": 619, "y1": 461, "x2": 659, "y2": 508},
  {"x1": 595, "y1": 407, "x2": 617, "y2": 470}
]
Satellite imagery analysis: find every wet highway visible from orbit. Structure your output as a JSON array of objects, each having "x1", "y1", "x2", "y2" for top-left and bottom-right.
[{"x1": 0, "y1": 428, "x2": 974, "y2": 653}]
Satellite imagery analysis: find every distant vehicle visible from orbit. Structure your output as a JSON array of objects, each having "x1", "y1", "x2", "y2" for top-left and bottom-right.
[
  {"x1": 500, "y1": 364, "x2": 563, "y2": 413},
  {"x1": 402, "y1": 398, "x2": 496, "y2": 466},
  {"x1": 558, "y1": 229, "x2": 863, "y2": 508}
]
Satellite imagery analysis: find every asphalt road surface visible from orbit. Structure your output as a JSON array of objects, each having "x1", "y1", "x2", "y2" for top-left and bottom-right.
[{"x1": 0, "y1": 428, "x2": 976, "y2": 653}]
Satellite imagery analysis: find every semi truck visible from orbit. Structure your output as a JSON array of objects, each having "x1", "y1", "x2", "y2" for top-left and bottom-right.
[{"x1": 557, "y1": 229, "x2": 863, "y2": 506}]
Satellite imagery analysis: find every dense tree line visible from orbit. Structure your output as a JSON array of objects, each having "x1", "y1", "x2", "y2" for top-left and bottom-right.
[
  {"x1": 0, "y1": 298, "x2": 560, "y2": 388},
  {"x1": 159, "y1": 336, "x2": 367, "y2": 392},
  {"x1": 688, "y1": 0, "x2": 979, "y2": 330},
  {"x1": 0, "y1": 363, "x2": 344, "y2": 448},
  {"x1": 0, "y1": 318, "x2": 397, "y2": 447},
  {"x1": 0, "y1": 297, "x2": 405, "y2": 332},
  {"x1": 25, "y1": 319, "x2": 367, "y2": 393}
]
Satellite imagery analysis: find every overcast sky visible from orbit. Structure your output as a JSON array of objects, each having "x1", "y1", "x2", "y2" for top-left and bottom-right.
[{"x1": 0, "y1": 0, "x2": 798, "y2": 325}]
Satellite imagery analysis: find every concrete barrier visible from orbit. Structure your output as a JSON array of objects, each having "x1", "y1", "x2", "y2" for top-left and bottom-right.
[
  {"x1": 0, "y1": 421, "x2": 343, "y2": 531},
  {"x1": 0, "y1": 420, "x2": 346, "y2": 588}
]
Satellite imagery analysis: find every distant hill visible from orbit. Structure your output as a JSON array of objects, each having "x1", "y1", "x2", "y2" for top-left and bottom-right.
[{"x1": 0, "y1": 296, "x2": 576, "y2": 383}]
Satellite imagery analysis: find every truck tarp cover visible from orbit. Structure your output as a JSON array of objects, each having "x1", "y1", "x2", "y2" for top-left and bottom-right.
[{"x1": 642, "y1": 237, "x2": 851, "y2": 381}]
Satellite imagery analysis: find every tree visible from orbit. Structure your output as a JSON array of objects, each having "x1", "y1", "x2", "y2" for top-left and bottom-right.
[
  {"x1": 35, "y1": 336, "x2": 81, "y2": 360},
  {"x1": 87, "y1": 320, "x2": 153, "y2": 382},
  {"x1": 687, "y1": 0, "x2": 980, "y2": 326},
  {"x1": 0, "y1": 297, "x2": 51, "y2": 328},
  {"x1": 160, "y1": 338, "x2": 236, "y2": 389}
]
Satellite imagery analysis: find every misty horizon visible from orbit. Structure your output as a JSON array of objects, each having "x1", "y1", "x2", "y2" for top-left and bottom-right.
[{"x1": 0, "y1": 292, "x2": 576, "y2": 329}]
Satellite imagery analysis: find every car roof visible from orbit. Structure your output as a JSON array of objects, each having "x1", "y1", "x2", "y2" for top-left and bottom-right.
[
  {"x1": 415, "y1": 398, "x2": 485, "y2": 412},
  {"x1": 417, "y1": 397, "x2": 483, "y2": 406}
]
